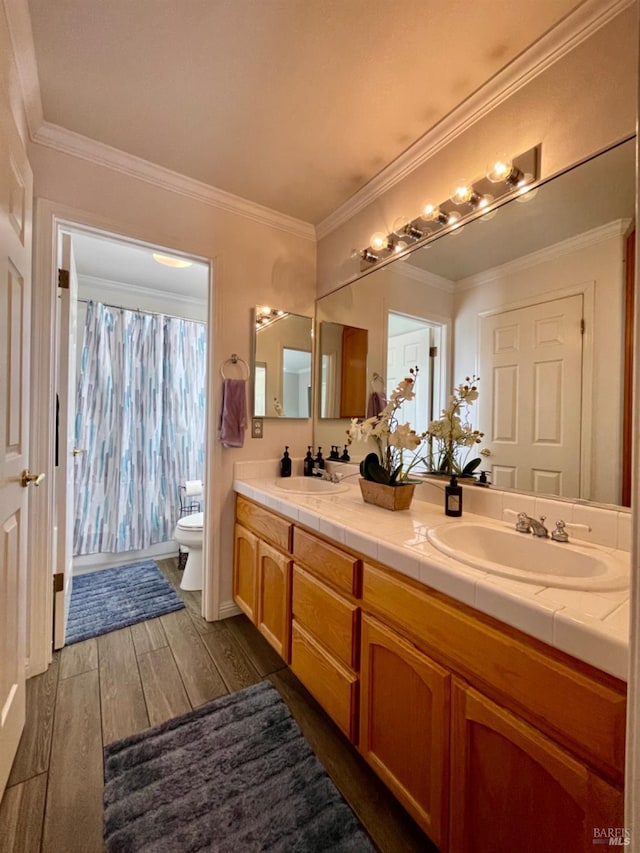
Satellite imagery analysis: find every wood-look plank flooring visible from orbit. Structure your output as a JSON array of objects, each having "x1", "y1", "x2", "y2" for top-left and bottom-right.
[{"x1": 0, "y1": 558, "x2": 434, "y2": 853}]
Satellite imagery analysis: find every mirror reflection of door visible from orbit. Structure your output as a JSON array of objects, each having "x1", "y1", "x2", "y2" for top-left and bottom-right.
[
  {"x1": 340, "y1": 326, "x2": 368, "y2": 418},
  {"x1": 387, "y1": 311, "x2": 445, "y2": 469},
  {"x1": 318, "y1": 321, "x2": 368, "y2": 419},
  {"x1": 282, "y1": 348, "x2": 311, "y2": 418},
  {"x1": 479, "y1": 294, "x2": 584, "y2": 496}
]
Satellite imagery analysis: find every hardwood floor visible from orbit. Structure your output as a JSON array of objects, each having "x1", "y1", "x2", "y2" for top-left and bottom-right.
[{"x1": 0, "y1": 558, "x2": 435, "y2": 853}]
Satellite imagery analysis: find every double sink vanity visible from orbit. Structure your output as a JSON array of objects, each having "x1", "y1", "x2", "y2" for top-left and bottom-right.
[{"x1": 232, "y1": 463, "x2": 629, "y2": 852}]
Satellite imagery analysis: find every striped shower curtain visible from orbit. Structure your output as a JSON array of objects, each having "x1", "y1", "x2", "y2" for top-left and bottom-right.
[{"x1": 73, "y1": 301, "x2": 206, "y2": 555}]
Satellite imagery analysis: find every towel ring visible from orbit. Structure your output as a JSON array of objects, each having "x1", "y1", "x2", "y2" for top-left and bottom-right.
[{"x1": 220, "y1": 353, "x2": 250, "y2": 380}]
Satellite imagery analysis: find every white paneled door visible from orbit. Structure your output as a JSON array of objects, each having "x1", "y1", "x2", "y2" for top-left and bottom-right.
[
  {"x1": 53, "y1": 234, "x2": 78, "y2": 649},
  {"x1": 0, "y1": 96, "x2": 33, "y2": 793},
  {"x1": 479, "y1": 295, "x2": 583, "y2": 496}
]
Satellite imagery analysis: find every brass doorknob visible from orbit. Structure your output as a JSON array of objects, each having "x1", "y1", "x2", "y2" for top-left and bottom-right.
[
  {"x1": 72, "y1": 448, "x2": 85, "y2": 456},
  {"x1": 20, "y1": 469, "x2": 46, "y2": 488}
]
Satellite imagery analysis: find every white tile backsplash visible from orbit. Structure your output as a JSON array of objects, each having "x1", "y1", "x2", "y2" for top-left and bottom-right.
[{"x1": 571, "y1": 504, "x2": 619, "y2": 548}]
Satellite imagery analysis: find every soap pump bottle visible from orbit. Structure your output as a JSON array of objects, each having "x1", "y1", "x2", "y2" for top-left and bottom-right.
[
  {"x1": 303, "y1": 447, "x2": 315, "y2": 477},
  {"x1": 445, "y1": 474, "x2": 463, "y2": 517},
  {"x1": 280, "y1": 446, "x2": 291, "y2": 478},
  {"x1": 315, "y1": 447, "x2": 325, "y2": 470}
]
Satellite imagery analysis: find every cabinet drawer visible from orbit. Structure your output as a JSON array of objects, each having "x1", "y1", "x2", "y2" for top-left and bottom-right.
[
  {"x1": 292, "y1": 528, "x2": 360, "y2": 597},
  {"x1": 291, "y1": 621, "x2": 358, "y2": 742},
  {"x1": 292, "y1": 565, "x2": 359, "y2": 669},
  {"x1": 236, "y1": 496, "x2": 292, "y2": 552},
  {"x1": 362, "y1": 562, "x2": 626, "y2": 780}
]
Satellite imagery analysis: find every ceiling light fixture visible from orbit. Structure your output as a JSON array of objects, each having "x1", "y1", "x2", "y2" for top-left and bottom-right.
[
  {"x1": 152, "y1": 253, "x2": 193, "y2": 269},
  {"x1": 354, "y1": 145, "x2": 539, "y2": 272}
]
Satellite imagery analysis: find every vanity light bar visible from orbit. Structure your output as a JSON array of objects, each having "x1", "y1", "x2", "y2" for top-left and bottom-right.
[{"x1": 358, "y1": 145, "x2": 540, "y2": 271}]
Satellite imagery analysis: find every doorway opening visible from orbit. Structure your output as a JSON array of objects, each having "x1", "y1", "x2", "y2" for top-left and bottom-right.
[
  {"x1": 386, "y1": 311, "x2": 447, "y2": 471},
  {"x1": 54, "y1": 225, "x2": 211, "y2": 649}
]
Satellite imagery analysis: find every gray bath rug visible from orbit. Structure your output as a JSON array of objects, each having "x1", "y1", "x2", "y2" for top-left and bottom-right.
[
  {"x1": 65, "y1": 559, "x2": 184, "y2": 644},
  {"x1": 103, "y1": 681, "x2": 376, "y2": 852}
]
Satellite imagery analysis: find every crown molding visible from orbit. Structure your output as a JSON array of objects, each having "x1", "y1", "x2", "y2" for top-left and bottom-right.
[
  {"x1": 392, "y1": 260, "x2": 455, "y2": 293},
  {"x1": 77, "y1": 273, "x2": 207, "y2": 308},
  {"x1": 456, "y1": 219, "x2": 632, "y2": 291},
  {"x1": 32, "y1": 122, "x2": 316, "y2": 241},
  {"x1": 315, "y1": 0, "x2": 635, "y2": 241},
  {"x1": 3, "y1": 0, "x2": 44, "y2": 140}
]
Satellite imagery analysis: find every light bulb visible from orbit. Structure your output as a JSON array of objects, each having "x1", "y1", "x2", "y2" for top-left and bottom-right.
[
  {"x1": 515, "y1": 185, "x2": 539, "y2": 204},
  {"x1": 422, "y1": 203, "x2": 448, "y2": 225},
  {"x1": 394, "y1": 240, "x2": 409, "y2": 253},
  {"x1": 473, "y1": 193, "x2": 493, "y2": 211},
  {"x1": 447, "y1": 211, "x2": 462, "y2": 225},
  {"x1": 450, "y1": 180, "x2": 473, "y2": 205},
  {"x1": 392, "y1": 216, "x2": 410, "y2": 236},
  {"x1": 370, "y1": 231, "x2": 389, "y2": 252},
  {"x1": 487, "y1": 155, "x2": 513, "y2": 183}
]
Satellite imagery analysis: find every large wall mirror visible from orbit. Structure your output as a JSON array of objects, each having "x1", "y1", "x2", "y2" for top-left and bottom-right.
[
  {"x1": 253, "y1": 307, "x2": 312, "y2": 418},
  {"x1": 314, "y1": 137, "x2": 635, "y2": 507}
]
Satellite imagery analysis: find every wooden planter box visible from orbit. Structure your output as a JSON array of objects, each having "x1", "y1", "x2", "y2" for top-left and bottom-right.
[{"x1": 358, "y1": 479, "x2": 416, "y2": 511}]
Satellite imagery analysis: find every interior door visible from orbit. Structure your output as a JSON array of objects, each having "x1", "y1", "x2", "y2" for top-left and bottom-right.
[
  {"x1": 478, "y1": 294, "x2": 583, "y2": 496},
  {"x1": 0, "y1": 97, "x2": 33, "y2": 795},
  {"x1": 53, "y1": 233, "x2": 78, "y2": 649}
]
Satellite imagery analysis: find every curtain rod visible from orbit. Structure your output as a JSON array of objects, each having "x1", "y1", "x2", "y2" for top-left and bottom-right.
[{"x1": 75, "y1": 297, "x2": 206, "y2": 325}]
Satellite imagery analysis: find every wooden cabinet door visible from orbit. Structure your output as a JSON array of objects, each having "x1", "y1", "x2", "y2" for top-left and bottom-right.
[
  {"x1": 256, "y1": 540, "x2": 292, "y2": 661},
  {"x1": 233, "y1": 524, "x2": 258, "y2": 622},
  {"x1": 359, "y1": 613, "x2": 450, "y2": 849},
  {"x1": 449, "y1": 678, "x2": 624, "y2": 853}
]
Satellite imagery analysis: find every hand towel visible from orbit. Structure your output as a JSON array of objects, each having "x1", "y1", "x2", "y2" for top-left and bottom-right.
[
  {"x1": 219, "y1": 379, "x2": 247, "y2": 448},
  {"x1": 366, "y1": 390, "x2": 387, "y2": 419}
]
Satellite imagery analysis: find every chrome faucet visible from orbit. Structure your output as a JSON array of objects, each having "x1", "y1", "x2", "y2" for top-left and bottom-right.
[
  {"x1": 315, "y1": 469, "x2": 341, "y2": 483},
  {"x1": 515, "y1": 512, "x2": 549, "y2": 538}
]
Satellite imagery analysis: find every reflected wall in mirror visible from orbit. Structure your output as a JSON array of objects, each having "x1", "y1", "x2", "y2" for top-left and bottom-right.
[
  {"x1": 314, "y1": 138, "x2": 636, "y2": 507},
  {"x1": 253, "y1": 307, "x2": 312, "y2": 418},
  {"x1": 319, "y1": 321, "x2": 368, "y2": 418}
]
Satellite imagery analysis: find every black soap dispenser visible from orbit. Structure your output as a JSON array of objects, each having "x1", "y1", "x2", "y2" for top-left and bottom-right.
[
  {"x1": 304, "y1": 447, "x2": 315, "y2": 477},
  {"x1": 280, "y1": 446, "x2": 292, "y2": 478},
  {"x1": 315, "y1": 447, "x2": 325, "y2": 470},
  {"x1": 445, "y1": 474, "x2": 463, "y2": 517}
]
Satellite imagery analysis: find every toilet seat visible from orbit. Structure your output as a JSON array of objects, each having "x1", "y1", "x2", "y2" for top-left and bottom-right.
[
  {"x1": 174, "y1": 512, "x2": 204, "y2": 590},
  {"x1": 177, "y1": 511, "x2": 203, "y2": 531}
]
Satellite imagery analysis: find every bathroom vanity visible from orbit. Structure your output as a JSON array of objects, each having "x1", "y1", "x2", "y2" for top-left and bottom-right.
[{"x1": 232, "y1": 474, "x2": 627, "y2": 852}]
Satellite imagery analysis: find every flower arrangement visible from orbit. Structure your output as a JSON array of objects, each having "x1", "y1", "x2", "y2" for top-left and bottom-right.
[
  {"x1": 426, "y1": 375, "x2": 487, "y2": 477},
  {"x1": 348, "y1": 367, "x2": 426, "y2": 486}
]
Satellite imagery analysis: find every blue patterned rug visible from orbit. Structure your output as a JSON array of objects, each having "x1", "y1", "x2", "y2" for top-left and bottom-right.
[
  {"x1": 104, "y1": 680, "x2": 375, "y2": 852},
  {"x1": 66, "y1": 560, "x2": 185, "y2": 645}
]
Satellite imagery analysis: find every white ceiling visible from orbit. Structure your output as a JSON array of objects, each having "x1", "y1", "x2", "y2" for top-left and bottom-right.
[{"x1": 27, "y1": 0, "x2": 587, "y2": 225}]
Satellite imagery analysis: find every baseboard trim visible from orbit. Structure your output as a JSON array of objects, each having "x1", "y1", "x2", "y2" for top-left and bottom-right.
[{"x1": 218, "y1": 600, "x2": 242, "y2": 620}]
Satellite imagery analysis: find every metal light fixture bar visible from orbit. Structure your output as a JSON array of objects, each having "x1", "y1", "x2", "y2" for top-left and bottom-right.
[{"x1": 358, "y1": 145, "x2": 540, "y2": 272}]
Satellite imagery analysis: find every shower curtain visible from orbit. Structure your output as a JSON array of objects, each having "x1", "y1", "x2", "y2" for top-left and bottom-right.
[{"x1": 73, "y1": 301, "x2": 206, "y2": 555}]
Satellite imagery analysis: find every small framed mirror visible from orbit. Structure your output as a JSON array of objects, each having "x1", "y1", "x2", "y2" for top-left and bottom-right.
[
  {"x1": 252, "y1": 307, "x2": 312, "y2": 418},
  {"x1": 318, "y1": 321, "x2": 368, "y2": 418}
]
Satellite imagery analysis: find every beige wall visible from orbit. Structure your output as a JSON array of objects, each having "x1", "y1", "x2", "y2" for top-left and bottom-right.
[
  {"x1": 28, "y1": 141, "x2": 316, "y2": 612},
  {"x1": 316, "y1": 8, "x2": 638, "y2": 297}
]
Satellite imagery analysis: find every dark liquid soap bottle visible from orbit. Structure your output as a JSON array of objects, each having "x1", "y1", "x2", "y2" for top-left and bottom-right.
[
  {"x1": 445, "y1": 474, "x2": 463, "y2": 517},
  {"x1": 304, "y1": 447, "x2": 315, "y2": 477},
  {"x1": 280, "y1": 446, "x2": 291, "y2": 477}
]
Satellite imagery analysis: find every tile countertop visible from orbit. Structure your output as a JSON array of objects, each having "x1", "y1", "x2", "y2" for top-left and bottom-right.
[{"x1": 233, "y1": 476, "x2": 630, "y2": 682}]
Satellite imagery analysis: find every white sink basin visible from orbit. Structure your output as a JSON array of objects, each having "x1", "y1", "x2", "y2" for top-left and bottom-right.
[
  {"x1": 427, "y1": 521, "x2": 629, "y2": 591},
  {"x1": 273, "y1": 476, "x2": 349, "y2": 495}
]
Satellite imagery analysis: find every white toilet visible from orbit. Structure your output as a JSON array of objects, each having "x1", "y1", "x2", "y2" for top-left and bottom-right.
[{"x1": 174, "y1": 512, "x2": 204, "y2": 591}]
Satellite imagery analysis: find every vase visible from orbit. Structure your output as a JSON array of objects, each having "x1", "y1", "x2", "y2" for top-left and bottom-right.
[{"x1": 358, "y1": 478, "x2": 416, "y2": 511}]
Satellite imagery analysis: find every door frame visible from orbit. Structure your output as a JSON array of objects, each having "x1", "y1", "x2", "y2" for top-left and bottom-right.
[
  {"x1": 28, "y1": 199, "x2": 221, "y2": 675},
  {"x1": 477, "y1": 281, "x2": 595, "y2": 502}
]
